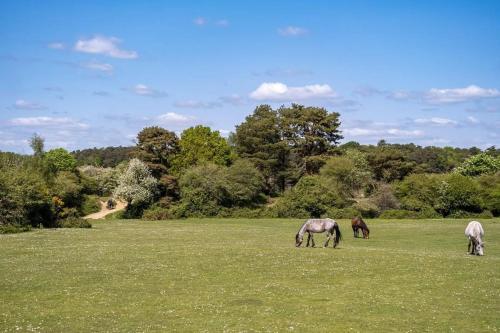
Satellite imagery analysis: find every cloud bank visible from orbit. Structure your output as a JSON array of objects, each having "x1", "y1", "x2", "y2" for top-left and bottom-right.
[
  {"x1": 74, "y1": 36, "x2": 138, "y2": 59},
  {"x1": 250, "y1": 82, "x2": 335, "y2": 101}
]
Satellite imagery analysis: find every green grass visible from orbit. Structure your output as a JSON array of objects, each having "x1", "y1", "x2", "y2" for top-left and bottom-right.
[{"x1": 1, "y1": 218, "x2": 499, "y2": 332}]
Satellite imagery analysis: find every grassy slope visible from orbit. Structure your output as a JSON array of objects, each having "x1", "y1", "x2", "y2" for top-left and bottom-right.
[{"x1": 1, "y1": 219, "x2": 499, "y2": 332}]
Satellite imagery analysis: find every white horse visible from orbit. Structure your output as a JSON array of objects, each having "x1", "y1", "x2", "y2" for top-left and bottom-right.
[
  {"x1": 295, "y1": 218, "x2": 342, "y2": 248},
  {"x1": 465, "y1": 221, "x2": 485, "y2": 256}
]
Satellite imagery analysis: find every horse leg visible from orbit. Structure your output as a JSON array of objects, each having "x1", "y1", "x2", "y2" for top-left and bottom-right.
[
  {"x1": 311, "y1": 234, "x2": 315, "y2": 247},
  {"x1": 306, "y1": 232, "x2": 311, "y2": 247},
  {"x1": 324, "y1": 232, "x2": 331, "y2": 247},
  {"x1": 333, "y1": 229, "x2": 339, "y2": 248},
  {"x1": 352, "y1": 226, "x2": 356, "y2": 238},
  {"x1": 468, "y1": 239, "x2": 471, "y2": 254}
]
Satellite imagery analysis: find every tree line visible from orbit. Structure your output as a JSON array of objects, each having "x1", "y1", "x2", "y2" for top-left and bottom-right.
[{"x1": 1, "y1": 104, "x2": 499, "y2": 232}]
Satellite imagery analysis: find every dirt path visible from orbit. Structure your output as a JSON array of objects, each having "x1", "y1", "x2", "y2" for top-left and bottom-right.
[{"x1": 84, "y1": 200, "x2": 127, "y2": 220}]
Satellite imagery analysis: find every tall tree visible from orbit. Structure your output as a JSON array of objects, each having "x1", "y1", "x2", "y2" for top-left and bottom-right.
[
  {"x1": 278, "y1": 104, "x2": 342, "y2": 182},
  {"x1": 279, "y1": 104, "x2": 342, "y2": 157},
  {"x1": 320, "y1": 149, "x2": 373, "y2": 197},
  {"x1": 29, "y1": 133, "x2": 45, "y2": 157},
  {"x1": 133, "y1": 126, "x2": 179, "y2": 177},
  {"x1": 367, "y1": 145, "x2": 415, "y2": 182},
  {"x1": 45, "y1": 148, "x2": 77, "y2": 172},
  {"x1": 172, "y1": 125, "x2": 233, "y2": 173},
  {"x1": 233, "y1": 105, "x2": 286, "y2": 193},
  {"x1": 454, "y1": 152, "x2": 500, "y2": 176},
  {"x1": 113, "y1": 159, "x2": 158, "y2": 209}
]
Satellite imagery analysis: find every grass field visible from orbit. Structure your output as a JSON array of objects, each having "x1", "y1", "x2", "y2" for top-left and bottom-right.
[{"x1": 1, "y1": 218, "x2": 499, "y2": 332}]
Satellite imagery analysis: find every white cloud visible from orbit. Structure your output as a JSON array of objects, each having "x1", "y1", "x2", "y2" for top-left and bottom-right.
[
  {"x1": 421, "y1": 138, "x2": 451, "y2": 146},
  {"x1": 48, "y1": 42, "x2": 65, "y2": 50},
  {"x1": 278, "y1": 26, "x2": 308, "y2": 36},
  {"x1": 193, "y1": 17, "x2": 207, "y2": 26},
  {"x1": 343, "y1": 127, "x2": 424, "y2": 138},
  {"x1": 10, "y1": 116, "x2": 89, "y2": 129},
  {"x1": 386, "y1": 129, "x2": 424, "y2": 136},
  {"x1": 156, "y1": 112, "x2": 196, "y2": 124},
  {"x1": 425, "y1": 85, "x2": 500, "y2": 104},
  {"x1": 74, "y1": 36, "x2": 138, "y2": 59},
  {"x1": 13, "y1": 99, "x2": 46, "y2": 110},
  {"x1": 82, "y1": 61, "x2": 113, "y2": 73},
  {"x1": 342, "y1": 120, "x2": 425, "y2": 141},
  {"x1": 130, "y1": 84, "x2": 167, "y2": 97},
  {"x1": 250, "y1": 82, "x2": 335, "y2": 101},
  {"x1": 414, "y1": 117, "x2": 458, "y2": 126}
]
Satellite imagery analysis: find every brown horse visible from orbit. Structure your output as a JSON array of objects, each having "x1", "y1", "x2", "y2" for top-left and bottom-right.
[{"x1": 351, "y1": 216, "x2": 370, "y2": 239}]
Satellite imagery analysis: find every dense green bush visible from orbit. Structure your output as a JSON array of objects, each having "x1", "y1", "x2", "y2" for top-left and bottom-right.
[
  {"x1": 51, "y1": 171, "x2": 83, "y2": 208},
  {"x1": 45, "y1": 148, "x2": 77, "y2": 172},
  {"x1": 0, "y1": 178, "x2": 25, "y2": 227},
  {"x1": 104, "y1": 210, "x2": 126, "y2": 220},
  {"x1": 320, "y1": 150, "x2": 373, "y2": 197},
  {"x1": 477, "y1": 172, "x2": 500, "y2": 216},
  {"x1": 352, "y1": 200, "x2": 380, "y2": 218},
  {"x1": 446, "y1": 210, "x2": 493, "y2": 219},
  {"x1": 394, "y1": 173, "x2": 441, "y2": 211},
  {"x1": 380, "y1": 208, "x2": 440, "y2": 219},
  {"x1": 0, "y1": 224, "x2": 32, "y2": 234},
  {"x1": 142, "y1": 204, "x2": 174, "y2": 220},
  {"x1": 178, "y1": 164, "x2": 228, "y2": 216},
  {"x1": 371, "y1": 183, "x2": 400, "y2": 211},
  {"x1": 171, "y1": 125, "x2": 234, "y2": 173},
  {"x1": 59, "y1": 217, "x2": 92, "y2": 228},
  {"x1": 81, "y1": 195, "x2": 101, "y2": 216},
  {"x1": 230, "y1": 207, "x2": 271, "y2": 218},
  {"x1": 273, "y1": 175, "x2": 348, "y2": 218},
  {"x1": 0, "y1": 155, "x2": 54, "y2": 228},
  {"x1": 59, "y1": 207, "x2": 80, "y2": 219},
  {"x1": 226, "y1": 160, "x2": 265, "y2": 206},
  {"x1": 454, "y1": 153, "x2": 500, "y2": 177},
  {"x1": 178, "y1": 161, "x2": 265, "y2": 217},
  {"x1": 324, "y1": 207, "x2": 361, "y2": 219},
  {"x1": 435, "y1": 174, "x2": 482, "y2": 216}
]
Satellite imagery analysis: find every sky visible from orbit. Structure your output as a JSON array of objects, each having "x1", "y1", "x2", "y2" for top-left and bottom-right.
[{"x1": 1, "y1": 0, "x2": 499, "y2": 153}]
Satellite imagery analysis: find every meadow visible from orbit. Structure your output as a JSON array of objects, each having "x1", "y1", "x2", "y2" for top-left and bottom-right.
[{"x1": 1, "y1": 218, "x2": 499, "y2": 332}]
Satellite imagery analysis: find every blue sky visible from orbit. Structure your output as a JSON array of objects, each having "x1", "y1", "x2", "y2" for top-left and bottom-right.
[{"x1": 1, "y1": 0, "x2": 499, "y2": 153}]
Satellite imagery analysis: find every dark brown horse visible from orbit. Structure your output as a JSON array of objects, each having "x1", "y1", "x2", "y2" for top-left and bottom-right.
[{"x1": 351, "y1": 216, "x2": 370, "y2": 239}]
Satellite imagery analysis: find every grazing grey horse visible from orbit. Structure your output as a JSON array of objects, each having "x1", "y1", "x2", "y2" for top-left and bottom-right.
[
  {"x1": 295, "y1": 218, "x2": 342, "y2": 248},
  {"x1": 465, "y1": 221, "x2": 485, "y2": 256}
]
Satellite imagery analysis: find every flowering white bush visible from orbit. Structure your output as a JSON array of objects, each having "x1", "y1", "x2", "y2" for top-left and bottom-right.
[{"x1": 113, "y1": 159, "x2": 158, "y2": 206}]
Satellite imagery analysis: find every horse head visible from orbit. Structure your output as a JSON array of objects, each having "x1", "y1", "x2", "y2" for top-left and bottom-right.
[
  {"x1": 476, "y1": 241, "x2": 484, "y2": 256},
  {"x1": 295, "y1": 233, "x2": 303, "y2": 247},
  {"x1": 363, "y1": 228, "x2": 370, "y2": 239}
]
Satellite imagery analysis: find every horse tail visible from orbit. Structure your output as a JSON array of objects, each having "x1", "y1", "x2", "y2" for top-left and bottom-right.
[{"x1": 334, "y1": 222, "x2": 342, "y2": 243}]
